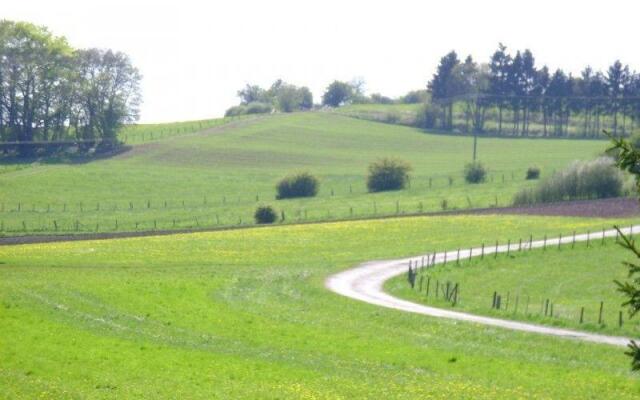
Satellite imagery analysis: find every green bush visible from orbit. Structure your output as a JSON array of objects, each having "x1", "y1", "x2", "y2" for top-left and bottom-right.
[
  {"x1": 366, "y1": 158, "x2": 412, "y2": 192},
  {"x1": 246, "y1": 102, "x2": 272, "y2": 114},
  {"x1": 526, "y1": 166, "x2": 541, "y2": 180},
  {"x1": 224, "y1": 102, "x2": 272, "y2": 117},
  {"x1": 464, "y1": 162, "x2": 487, "y2": 184},
  {"x1": 276, "y1": 172, "x2": 319, "y2": 199},
  {"x1": 254, "y1": 205, "x2": 278, "y2": 224},
  {"x1": 224, "y1": 105, "x2": 247, "y2": 117},
  {"x1": 513, "y1": 157, "x2": 623, "y2": 205}
]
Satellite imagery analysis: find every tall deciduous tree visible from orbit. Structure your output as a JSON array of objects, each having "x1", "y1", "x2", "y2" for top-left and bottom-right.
[
  {"x1": 322, "y1": 80, "x2": 353, "y2": 107},
  {"x1": 0, "y1": 19, "x2": 142, "y2": 156},
  {"x1": 74, "y1": 49, "x2": 141, "y2": 142}
]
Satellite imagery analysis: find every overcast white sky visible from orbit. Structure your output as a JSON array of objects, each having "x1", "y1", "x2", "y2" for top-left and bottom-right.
[{"x1": 4, "y1": 0, "x2": 640, "y2": 122}]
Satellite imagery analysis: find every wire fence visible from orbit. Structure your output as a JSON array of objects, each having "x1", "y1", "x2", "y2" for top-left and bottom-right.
[{"x1": 405, "y1": 229, "x2": 636, "y2": 333}]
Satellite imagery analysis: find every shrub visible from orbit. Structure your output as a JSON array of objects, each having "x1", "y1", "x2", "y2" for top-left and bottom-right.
[
  {"x1": 464, "y1": 162, "x2": 487, "y2": 184},
  {"x1": 245, "y1": 102, "x2": 272, "y2": 114},
  {"x1": 276, "y1": 172, "x2": 319, "y2": 199},
  {"x1": 224, "y1": 105, "x2": 247, "y2": 117},
  {"x1": 366, "y1": 158, "x2": 412, "y2": 192},
  {"x1": 513, "y1": 157, "x2": 623, "y2": 205},
  {"x1": 224, "y1": 102, "x2": 272, "y2": 117},
  {"x1": 440, "y1": 199, "x2": 448, "y2": 211},
  {"x1": 526, "y1": 166, "x2": 541, "y2": 180},
  {"x1": 254, "y1": 205, "x2": 278, "y2": 224}
]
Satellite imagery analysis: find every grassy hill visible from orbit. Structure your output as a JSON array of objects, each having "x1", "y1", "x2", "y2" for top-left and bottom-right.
[
  {"x1": 2, "y1": 214, "x2": 639, "y2": 398},
  {"x1": 0, "y1": 112, "x2": 610, "y2": 235}
]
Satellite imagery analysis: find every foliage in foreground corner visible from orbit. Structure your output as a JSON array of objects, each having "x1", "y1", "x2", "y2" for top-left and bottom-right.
[{"x1": 609, "y1": 131, "x2": 640, "y2": 370}]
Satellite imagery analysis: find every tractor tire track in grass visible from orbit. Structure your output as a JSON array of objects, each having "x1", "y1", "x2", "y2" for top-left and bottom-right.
[{"x1": 326, "y1": 226, "x2": 639, "y2": 347}]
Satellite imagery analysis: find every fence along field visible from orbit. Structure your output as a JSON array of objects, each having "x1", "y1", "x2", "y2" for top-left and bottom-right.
[
  {"x1": 0, "y1": 112, "x2": 610, "y2": 236},
  {"x1": 0, "y1": 169, "x2": 543, "y2": 235},
  {"x1": 389, "y1": 225, "x2": 640, "y2": 337}
]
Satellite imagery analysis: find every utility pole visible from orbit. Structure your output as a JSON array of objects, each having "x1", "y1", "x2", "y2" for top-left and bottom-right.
[{"x1": 472, "y1": 130, "x2": 478, "y2": 162}]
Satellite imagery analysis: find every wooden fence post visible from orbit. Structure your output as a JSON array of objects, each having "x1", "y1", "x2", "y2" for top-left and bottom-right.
[
  {"x1": 598, "y1": 301, "x2": 604, "y2": 324},
  {"x1": 544, "y1": 299, "x2": 549, "y2": 316},
  {"x1": 425, "y1": 277, "x2": 431, "y2": 297},
  {"x1": 619, "y1": 310, "x2": 623, "y2": 327}
]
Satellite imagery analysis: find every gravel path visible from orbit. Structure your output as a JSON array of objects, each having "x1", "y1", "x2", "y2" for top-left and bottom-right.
[{"x1": 326, "y1": 226, "x2": 640, "y2": 347}]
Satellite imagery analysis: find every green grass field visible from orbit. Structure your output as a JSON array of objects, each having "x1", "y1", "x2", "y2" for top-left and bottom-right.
[
  {"x1": 2, "y1": 214, "x2": 640, "y2": 399},
  {"x1": 0, "y1": 112, "x2": 612, "y2": 236},
  {"x1": 387, "y1": 231, "x2": 640, "y2": 337}
]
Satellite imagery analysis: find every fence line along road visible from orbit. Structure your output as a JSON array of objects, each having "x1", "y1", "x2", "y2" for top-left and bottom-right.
[{"x1": 326, "y1": 225, "x2": 640, "y2": 347}]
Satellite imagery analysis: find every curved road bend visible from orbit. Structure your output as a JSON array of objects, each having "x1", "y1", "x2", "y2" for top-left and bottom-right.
[{"x1": 326, "y1": 226, "x2": 640, "y2": 347}]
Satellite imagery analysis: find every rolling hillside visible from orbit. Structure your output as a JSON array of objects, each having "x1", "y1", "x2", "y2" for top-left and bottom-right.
[{"x1": 0, "y1": 112, "x2": 610, "y2": 235}]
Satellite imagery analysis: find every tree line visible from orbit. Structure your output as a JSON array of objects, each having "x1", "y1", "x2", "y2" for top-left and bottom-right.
[
  {"x1": 427, "y1": 44, "x2": 640, "y2": 137},
  {"x1": 0, "y1": 20, "x2": 141, "y2": 156}
]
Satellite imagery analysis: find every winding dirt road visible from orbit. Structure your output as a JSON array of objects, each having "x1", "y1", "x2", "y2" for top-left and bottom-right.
[{"x1": 326, "y1": 226, "x2": 640, "y2": 347}]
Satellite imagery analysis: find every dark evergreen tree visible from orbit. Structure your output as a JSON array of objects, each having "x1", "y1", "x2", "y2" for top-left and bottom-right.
[
  {"x1": 428, "y1": 51, "x2": 460, "y2": 130},
  {"x1": 606, "y1": 60, "x2": 631, "y2": 135},
  {"x1": 488, "y1": 43, "x2": 511, "y2": 134}
]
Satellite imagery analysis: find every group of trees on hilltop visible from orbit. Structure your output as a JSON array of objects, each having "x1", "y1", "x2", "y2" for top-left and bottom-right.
[
  {"x1": 0, "y1": 20, "x2": 142, "y2": 156},
  {"x1": 229, "y1": 78, "x2": 427, "y2": 115},
  {"x1": 427, "y1": 44, "x2": 640, "y2": 137},
  {"x1": 321, "y1": 79, "x2": 428, "y2": 106},
  {"x1": 226, "y1": 79, "x2": 313, "y2": 116}
]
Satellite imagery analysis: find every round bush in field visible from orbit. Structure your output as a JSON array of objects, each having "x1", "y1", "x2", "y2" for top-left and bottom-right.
[
  {"x1": 366, "y1": 158, "x2": 412, "y2": 192},
  {"x1": 464, "y1": 162, "x2": 487, "y2": 184},
  {"x1": 254, "y1": 205, "x2": 278, "y2": 224},
  {"x1": 526, "y1": 166, "x2": 541, "y2": 180},
  {"x1": 276, "y1": 172, "x2": 319, "y2": 199}
]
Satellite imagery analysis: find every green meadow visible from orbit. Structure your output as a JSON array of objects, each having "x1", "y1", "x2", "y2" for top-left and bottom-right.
[
  {"x1": 0, "y1": 112, "x2": 610, "y2": 236},
  {"x1": 2, "y1": 214, "x2": 640, "y2": 399}
]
